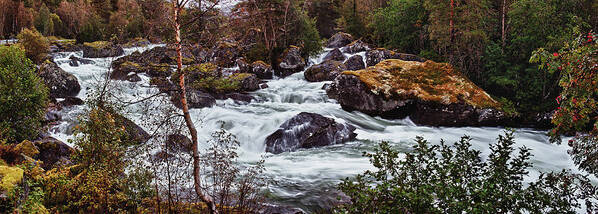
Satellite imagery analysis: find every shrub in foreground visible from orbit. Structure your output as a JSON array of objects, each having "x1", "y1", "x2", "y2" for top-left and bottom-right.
[
  {"x1": 337, "y1": 131, "x2": 597, "y2": 213},
  {"x1": 0, "y1": 46, "x2": 48, "y2": 143}
]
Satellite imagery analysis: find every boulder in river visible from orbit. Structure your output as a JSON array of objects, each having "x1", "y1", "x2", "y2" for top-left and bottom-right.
[
  {"x1": 110, "y1": 61, "x2": 145, "y2": 81},
  {"x1": 82, "y1": 41, "x2": 124, "y2": 58},
  {"x1": 341, "y1": 40, "x2": 370, "y2": 54},
  {"x1": 265, "y1": 112, "x2": 357, "y2": 154},
  {"x1": 327, "y1": 59, "x2": 509, "y2": 127},
  {"x1": 344, "y1": 55, "x2": 365, "y2": 71},
  {"x1": 366, "y1": 48, "x2": 425, "y2": 66},
  {"x1": 171, "y1": 89, "x2": 217, "y2": 109},
  {"x1": 165, "y1": 134, "x2": 192, "y2": 153},
  {"x1": 68, "y1": 55, "x2": 94, "y2": 67},
  {"x1": 276, "y1": 46, "x2": 306, "y2": 77},
  {"x1": 323, "y1": 48, "x2": 346, "y2": 62},
  {"x1": 326, "y1": 32, "x2": 354, "y2": 48},
  {"x1": 304, "y1": 60, "x2": 346, "y2": 82},
  {"x1": 250, "y1": 61, "x2": 274, "y2": 79},
  {"x1": 208, "y1": 40, "x2": 241, "y2": 67},
  {"x1": 38, "y1": 61, "x2": 81, "y2": 98}
]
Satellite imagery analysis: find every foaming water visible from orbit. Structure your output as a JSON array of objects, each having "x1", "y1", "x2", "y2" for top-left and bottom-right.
[{"x1": 50, "y1": 46, "x2": 591, "y2": 212}]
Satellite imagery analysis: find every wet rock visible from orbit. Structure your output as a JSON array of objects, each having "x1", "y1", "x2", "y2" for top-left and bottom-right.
[
  {"x1": 265, "y1": 112, "x2": 357, "y2": 154},
  {"x1": 82, "y1": 41, "x2": 124, "y2": 58},
  {"x1": 323, "y1": 48, "x2": 346, "y2": 61},
  {"x1": 237, "y1": 58, "x2": 251, "y2": 73},
  {"x1": 165, "y1": 134, "x2": 192, "y2": 153},
  {"x1": 171, "y1": 89, "x2": 217, "y2": 109},
  {"x1": 110, "y1": 61, "x2": 144, "y2": 81},
  {"x1": 250, "y1": 61, "x2": 273, "y2": 79},
  {"x1": 38, "y1": 61, "x2": 81, "y2": 98},
  {"x1": 111, "y1": 112, "x2": 151, "y2": 144},
  {"x1": 344, "y1": 55, "x2": 365, "y2": 71},
  {"x1": 123, "y1": 38, "x2": 151, "y2": 48},
  {"x1": 326, "y1": 32, "x2": 354, "y2": 48},
  {"x1": 341, "y1": 40, "x2": 370, "y2": 54},
  {"x1": 366, "y1": 48, "x2": 426, "y2": 66},
  {"x1": 276, "y1": 46, "x2": 306, "y2": 77},
  {"x1": 304, "y1": 60, "x2": 346, "y2": 82},
  {"x1": 59, "y1": 97, "x2": 84, "y2": 106},
  {"x1": 260, "y1": 83, "x2": 269, "y2": 89},
  {"x1": 231, "y1": 73, "x2": 260, "y2": 92},
  {"x1": 327, "y1": 59, "x2": 508, "y2": 127},
  {"x1": 34, "y1": 136, "x2": 75, "y2": 170},
  {"x1": 68, "y1": 55, "x2": 94, "y2": 67},
  {"x1": 44, "y1": 111, "x2": 61, "y2": 123}
]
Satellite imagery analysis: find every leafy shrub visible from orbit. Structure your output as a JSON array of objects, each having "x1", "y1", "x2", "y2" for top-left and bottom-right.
[
  {"x1": 0, "y1": 46, "x2": 48, "y2": 143},
  {"x1": 337, "y1": 130, "x2": 597, "y2": 213},
  {"x1": 16, "y1": 28, "x2": 49, "y2": 64}
]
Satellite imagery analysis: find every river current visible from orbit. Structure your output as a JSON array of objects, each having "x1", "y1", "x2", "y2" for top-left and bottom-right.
[{"x1": 48, "y1": 45, "x2": 589, "y2": 212}]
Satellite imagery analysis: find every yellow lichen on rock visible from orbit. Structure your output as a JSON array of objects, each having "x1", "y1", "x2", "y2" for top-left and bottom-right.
[
  {"x1": 0, "y1": 166, "x2": 23, "y2": 192},
  {"x1": 343, "y1": 59, "x2": 500, "y2": 109}
]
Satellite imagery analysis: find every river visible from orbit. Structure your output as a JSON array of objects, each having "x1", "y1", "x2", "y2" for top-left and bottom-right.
[{"x1": 48, "y1": 45, "x2": 589, "y2": 212}]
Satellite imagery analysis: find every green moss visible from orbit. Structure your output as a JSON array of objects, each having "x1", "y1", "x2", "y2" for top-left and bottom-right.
[
  {"x1": 0, "y1": 166, "x2": 23, "y2": 192},
  {"x1": 14, "y1": 140, "x2": 39, "y2": 157},
  {"x1": 252, "y1": 60, "x2": 269, "y2": 67},
  {"x1": 121, "y1": 61, "x2": 141, "y2": 68},
  {"x1": 343, "y1": 59, "x2": 500, "y2": 109},
  {"x1": 83, "y1": 41, "x2": 111, "y2": 49}
]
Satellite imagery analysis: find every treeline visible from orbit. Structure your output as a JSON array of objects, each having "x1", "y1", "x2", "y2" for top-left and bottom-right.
[
  {"x1": 0, "y1": 0, "x2": 171, "y2": 43},
  {"x1": 331, "y1": 0, "x2": 598, "y2": 113}
]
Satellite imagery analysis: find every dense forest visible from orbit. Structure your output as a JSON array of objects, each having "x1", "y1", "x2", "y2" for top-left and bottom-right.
[{"x1": 1, "y1": 0, "x2": 597, "y2": 213}]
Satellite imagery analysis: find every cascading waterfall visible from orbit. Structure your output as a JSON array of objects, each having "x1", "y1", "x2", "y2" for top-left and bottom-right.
[{"x1": 49, "y1": 45, "x2": 591, "y2": 212}]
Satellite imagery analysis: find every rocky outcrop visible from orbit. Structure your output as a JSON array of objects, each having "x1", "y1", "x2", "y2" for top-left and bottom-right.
[
  {"x1": 327, "y1": 59, "x2": 509, "y2": 127},
  {"x1": 276, "y1": 46, "x2": 306, "y2": 77},
  {"x1": 326, "y1": 32, "x2": 354, "y2": 48},
  {"x1": 110, "y1": 61, "x2": 145, "y2": 81},
  {"x1": 231, "y1": 73, "x2": 260, "y2": 91},
  {"x1": 344, "y1": 55, "x2": 365, "y2": 71},
  {"x1": 265, "y1": 112, "x2": 357, "y2": 154},
  {"x1": 34, "y1": 136, "x2": 74, "y2": 170},
  {"x1": 38, "y1": 61, "x2": 81, "y2": 98},
  {"x1": 304, "y1": 60, "x2": 346, "y2": 82},
  {"x1": 366, "y1": 48, "x2": 426, "y2": 66},
  {"x1": 112, "y1": 113, "x2": 150, "y2": 145},
  {"x1": 82, "y1": 41, "x2": 124, "y2": 58},
  {"x1": 323, "y1": 48, "x2": 346, "y2": 61},
  {"x1": 341, "y1": 40, "x2": 370, "y2": 54}
]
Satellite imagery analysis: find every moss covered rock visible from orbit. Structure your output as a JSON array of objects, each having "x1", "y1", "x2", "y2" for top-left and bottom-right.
[
  {"x1": 326, "y1": 32, "x2": 354, "y2": 48},
  {"x1": 327, "y1": 59, "x2": 509, "y2": 127},
  {"x1": 0, "y1": 166, "x2": 23, "y2": 192},
  {"x1": 365, "y1": 48, "x2": 425, "y2": 66},
  {"x1": 276, "y1": 46, "x2": 306, "y2": 77},
  {"x1": 82, "y1": 41, "x2": 124, "y2": 58},
  {"x1": 110, "y1": 61, "x2": 144, "y2": 82}
]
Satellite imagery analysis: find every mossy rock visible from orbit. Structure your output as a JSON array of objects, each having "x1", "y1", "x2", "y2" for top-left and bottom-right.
[
  {"x1": 83, "y1": 41, "x2": 111, "y2": 49},
  {"x1": 0, "y1": 166, "x2": 23, "y2": 192},
  {"x1": 343, "y1": 59, "x2": 500, "y2": 109},
  {"x1": 14, "y1": 140, "x2": 39, "y2": 158}
]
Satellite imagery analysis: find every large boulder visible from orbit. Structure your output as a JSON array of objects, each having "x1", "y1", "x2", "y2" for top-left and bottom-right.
[
  {"x1": 326, "y1": 32, "x2": 354, "y2": 48},
  {"x1": 250, "y1": 61, "x2": 273, "y2": 79},
  {"x1": 276, "y1": 46, "x2": 306, "y2": 77},
  {"x1": 112, "y1": 113, "x2": 151, "y2": 144},
  {"x1": 304, "y1": 60, "x2": 346, "y2": 82},
  {"x1": 366, "y1": 48, "x2": 426, "y2": 66},
  {"x1": 82, "y1": 41, "x2": 124, "y2": 58},
  {"x1": 344, "y1": 55, "x2": 365, "y2": 71},
  {"x1": 208, "y1": 40, "x2": 241, "y2": 67},
  {"x1": 341, "y1": 40, "x2": 370, "y2": 54},
  {"x1": 38, "y1": 61, "x2": 81, "y2": 98},
  {"x1": 323, "y1": 48, "x2": 346, "y2": 61},
  {"x1": 170, "y1": 89, "x2": 217, "y2": 109},
  {"x1": 230, "y1": 73, "x2": 260, "y2": 92},
  {"x1": 265, "y1": 112, "x2": 357, "y2": 154},
  {"x1": 327, "y1": 59, "x2": 508, "y2": 127},
  {"x1": 34, "y1": 136, "x2": 75, "y2": 170},
  {"x1": 110, "y1": 61, "x2": 145, "y2": 81}
]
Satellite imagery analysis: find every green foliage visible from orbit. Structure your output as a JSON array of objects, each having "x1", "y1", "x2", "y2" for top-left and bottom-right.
[
  {"x1": 76, "y1": 15, "x2": 104, "y2": 43},
  {"x1": 335, "y1": 0, "x2": 368, "y2": 39},
  {"x1": 34, "y1": 4, "x2": 53, "y2": 36},
  {"x1": 17, "y1": 28, "x2": 50, "y2": 64},
  {"x1": 296, "y1": 10, "x2": 323, "y2": 58},
  {"x1": 371, "y1": 0, "x2": 428, "y2": 54},
  {"x1": 531, "y1": 32, "x2": 598, "y2": 175},
  {"x1": 337, "y1": 131, "x2": 597, "y2": 213},
  {"x1": 0, "y1": 46, "x2": 48, "y2": 143}
]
